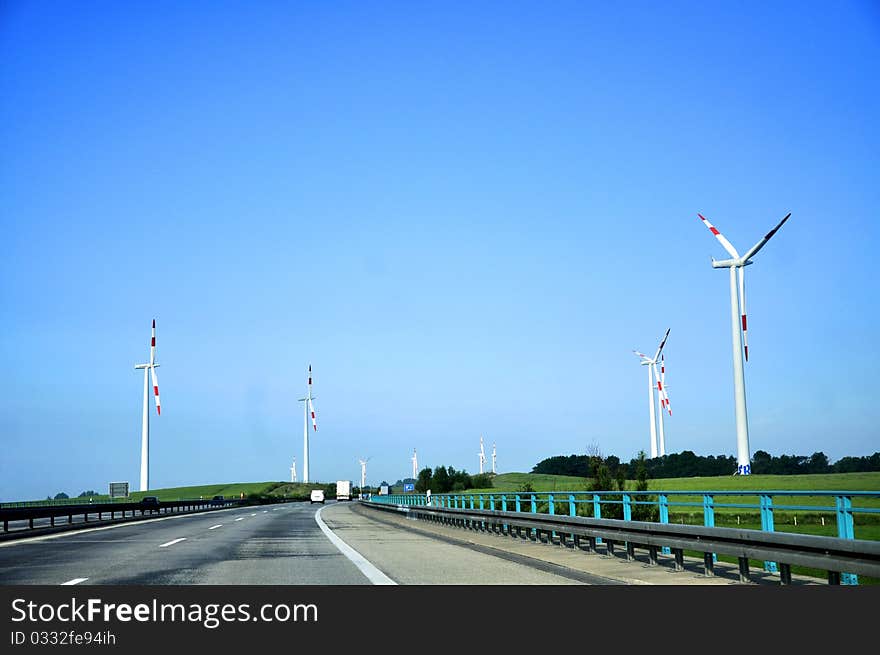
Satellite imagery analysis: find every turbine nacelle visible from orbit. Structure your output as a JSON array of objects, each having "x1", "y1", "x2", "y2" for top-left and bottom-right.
[{"x1": 711, "y1": 257, "x2": 754, "y2": 269}]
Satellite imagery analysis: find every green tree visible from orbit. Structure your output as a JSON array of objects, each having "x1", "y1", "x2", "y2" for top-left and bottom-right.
[
  {"x1": 433, "y1": 466, "x2": 450, "y2": 493},
  {"x1": 416, "y1": 467, "x2": 433, "y2": 492},
  {"x1": 632, "y1": 450, "x2": 657, "y2": 521},
  {"x1": 54, "y1": 492, "x2": 69, "y2": 500}
]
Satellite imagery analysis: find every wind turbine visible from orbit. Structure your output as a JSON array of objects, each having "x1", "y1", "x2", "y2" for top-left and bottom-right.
[
  {"x1": 492, "y1": 442, "x2": 497, "y2": 474},
  {"x1": 297, "y1": 364, "x2": 318, "y2": 483},
  {"x1": 654, "y1": 354, "x2": 672, "y2": 456},
  {"x1": 134, "y1": 319, "x2": 161, "y2": 491},
  {"x1": 411, "y1": 449, "x2": 418, "y2": 480},
  {"x1": 358, "y1": 457, "x2": 370, "y2": 490},
  {"x1": 633, "y1": 328, "x2": 670, "y2": 458},
  {"x1": 291, "y1": 457, "x2": 297, "y2": 483},
  {"x1": 478, "y1": 436, "x2": 486, "y2": 474},
  {"x1": 699, "y1": 212, "x2": 791, "y2": 475}
]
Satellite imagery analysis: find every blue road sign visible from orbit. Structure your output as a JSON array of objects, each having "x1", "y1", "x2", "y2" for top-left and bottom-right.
[{"x1": 403, "y1": 483, "x2": 415, "y2": 492}]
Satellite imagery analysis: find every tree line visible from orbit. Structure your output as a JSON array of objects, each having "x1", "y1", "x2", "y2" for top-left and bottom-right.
[
  {"x1": 414, "y1": 466, "x2": 494, "y2": 493},
  {"x1": 532, "y1": 450, "x2": 880, "y2": 479}
]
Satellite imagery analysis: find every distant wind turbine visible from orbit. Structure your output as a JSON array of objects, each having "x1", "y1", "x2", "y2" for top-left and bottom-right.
[
  {"x1": 134, "y1": 319, "x2": 162, "y2": 491},
  {"x1": 633, "y1": 328, "x2": 670, "y2": 458},
  {"x1": 291, "y1": 456, "x2": 297, "y2": 483},
  {"x1": 492, "y1": 442, "x2": 497, "y2": 474},
  {"x1": 478, "y1": 436, "x2": 486, "y2": 474},
  {"x1": 297, "y1": 364, "x2": 318, "y2": 483},
  {"x1": 698, "y1": 211, "x2": 791, "y2": 475},
  {"x1": 411, "y1": 449, "x2": 418, "y2": 480},
  {"x1": 358, "y1": 457, "x2": 370, "y2": 490}
]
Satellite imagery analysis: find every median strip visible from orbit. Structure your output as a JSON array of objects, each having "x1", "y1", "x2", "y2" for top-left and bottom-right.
[{"x1": 158, "y1": 538, "x2": 186, "y2": 548}]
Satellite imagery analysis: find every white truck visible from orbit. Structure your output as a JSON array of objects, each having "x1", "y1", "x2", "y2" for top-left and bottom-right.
[{"x1": 336, "y1": 480, "x2": 352, "y2": 501}]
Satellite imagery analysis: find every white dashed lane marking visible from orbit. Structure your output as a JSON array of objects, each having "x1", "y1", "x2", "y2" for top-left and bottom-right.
[{"x1": 158, "y1": 538, "x2": 186, "y2": 548}]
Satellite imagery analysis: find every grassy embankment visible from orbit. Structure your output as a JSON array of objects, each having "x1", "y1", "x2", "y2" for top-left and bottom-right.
[{"x1": 461, "y1": 471, "x2": 880, "y2": 583}]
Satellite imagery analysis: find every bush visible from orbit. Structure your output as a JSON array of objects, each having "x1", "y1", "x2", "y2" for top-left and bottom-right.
[{"x1": 471, "y1": 473, "x2": 494, "y2": 489}]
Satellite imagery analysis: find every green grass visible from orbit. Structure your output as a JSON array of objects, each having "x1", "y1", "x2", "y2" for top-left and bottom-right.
[
  {"x1": 468, "y1": 471, "x2": 880, "y2": 494},
  {"x1": 16, "y1": 480, "x2": 341, "y2": 505}
]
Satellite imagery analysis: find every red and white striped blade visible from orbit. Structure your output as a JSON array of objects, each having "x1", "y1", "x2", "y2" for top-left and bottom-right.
[
  {"x1": 738, "y1": 267, "x2": 749, "y2": 361},
  {"x1": 150, "y1": 319, "x2": 156, "y2": 365},
  {"x1": 653, "y1": 361, "x2": 672, "y2": 416},
  {"x1": 150, "y1": 366, "x2": 161, "y2": 416},
  {"x1": 633, "y1": 349, "x2": 649, "y2": 360},
  {"x1": 743, "y1": 212, "x2": 791, "y2": 262},
  {"x1": 308, "y1": 397, "x2": 317, "y2": 432},
  {"x1": 698, "y1": 213, "x2": 740, "y2": 259},
  {"x1": 652, "y1": 328, "x2": 670, "y2": 362}
]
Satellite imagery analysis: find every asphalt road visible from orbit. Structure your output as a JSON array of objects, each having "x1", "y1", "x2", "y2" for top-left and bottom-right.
[
  {"x1": 1, "y1": 501, "x2": 795, "y2": 585},
  {"x1": 0, "y1": 501, "x2": 588, "y2": 585},
  {"x1": 0, "y1": 502, "x2": 372, "y2": 585}
]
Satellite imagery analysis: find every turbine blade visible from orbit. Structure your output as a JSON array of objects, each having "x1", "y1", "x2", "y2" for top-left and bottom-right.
[
  {"x1": 742, "y1": 212, "x2": 791, "y2": 262},
  {"x1": 633, "y1": 350, "x2": 649, "y2": 360},
  {"x1": 150, "y1": 319, "x2": 156, "y2": 365},
  {"x1": 698, "y1": 213, "x2": 740, "y2": 259},
  {"x1": 308, "y1": 397, "x2": 317, "y2": 432},
  {"x1": 653, "y1": 361, "x2": 672, "y2": 416},
  {"x1": 150, "y1": 366, "x2": 161, "y2": 416},
  {"x1": 738, "y1": 267, "x2": 749, "y2": 362},
  {"x1": 652, "y1": 328, "x2": 670, "y2": 362}
]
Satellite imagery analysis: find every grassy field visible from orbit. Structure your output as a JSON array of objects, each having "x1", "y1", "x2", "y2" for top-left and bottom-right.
[
  {"x1": 458, "y1": 471, "x2": 880, "y2": 534},
  {"x1": 468, "y1": 471, "x2": 880, "y2": 493},
  {"x1": 17, "y1": 480, "x2": 341, "y2": 505}
]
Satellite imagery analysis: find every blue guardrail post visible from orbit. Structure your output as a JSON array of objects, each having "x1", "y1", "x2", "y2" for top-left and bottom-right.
[
  {"x1": 659, "y1": 494, "x2": 671, "y2": 555},
  {"x1": 703, "y1": 494, "x2": 716, "y2": 562},
  {"x1": 759, "y1": 494, "x2": 778, "y2": 573},
  {"x1": 593, "y1": 493, "x2": 602, "y2": 545},
  {"x1": 835, "y1": 495, "x2": 858, "y2": 585}
]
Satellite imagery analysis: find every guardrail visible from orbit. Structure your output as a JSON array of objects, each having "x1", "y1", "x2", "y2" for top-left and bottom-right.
[
  {"x1": 0, "y1": 498, "x2": 246, "y2": 536},
  {"x1": 366, "y1": 489, "x2": 880, "y2": 585}
]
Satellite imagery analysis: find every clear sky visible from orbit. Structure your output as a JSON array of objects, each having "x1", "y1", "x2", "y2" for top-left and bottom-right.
[{"x1": 2, "y1": 1, "x2": 878, "y2": 501}]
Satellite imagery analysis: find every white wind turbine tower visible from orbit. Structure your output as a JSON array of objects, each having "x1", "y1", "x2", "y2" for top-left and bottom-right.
[
  {"x1": 411, "y1": 449, "x2": 418, "y2": 479},
  {"x1": 699, "y1": 212, "x2": 791, "y2": 475},
  {"x1": 633, "y1": 328, "x2": 670, "y2": 458},
  {"x1": 492, "y1": 442, "x2": 497, "y2": 474},
  {"x1": 134, "y1": 319, "x2": 162, "y2": 491},
  {"x1": 358, "y1": 457, "x2": 370, "y2": 490},
  {"x1": 297, "y1": 364, "x2": 318, "y2": 483},
  {"x1": 478, "y1": 436, "x2": 486, "y2": 474},
  {"x1": 290, "y1": 457, "x2": 297, "y2": 483}
]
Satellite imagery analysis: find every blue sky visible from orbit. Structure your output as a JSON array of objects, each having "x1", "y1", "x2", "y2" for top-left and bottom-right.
[{"x1": 2, "y1": 1, "x2": 878, "y2": 501}]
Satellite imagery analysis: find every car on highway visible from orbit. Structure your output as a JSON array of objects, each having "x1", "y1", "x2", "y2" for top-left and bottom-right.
[
  {"x1": 210, "y1": 495, "x2": 225, "y2": 506},
  {"x1": 310, "y1": 489, "x2": 325, "y2": 504},
  {"x1": 140, "y1": 496, "x2": 160, "y2": 508}
]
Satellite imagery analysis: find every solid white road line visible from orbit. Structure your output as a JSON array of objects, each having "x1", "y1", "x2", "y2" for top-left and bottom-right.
[
  {"x1": 158, "y1": 538, "x2": 186, "y2": 548},
  {"x1": 209, "y1": 525, "x2": 222, "y2": 530},
  {"x1": 315, "y1": 505, "x2": 396, "y2": 585},
  {"x1": 61, "y1": 578, "x2": 88, "y2": 586}
]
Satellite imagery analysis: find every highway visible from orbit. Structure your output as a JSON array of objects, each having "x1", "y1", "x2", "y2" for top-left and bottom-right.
[
  {"x1": 0, "y1": 501, "x2": 594, "y2": 585},
  {"x1": 0, "y1": 501, "x2": 810, "y2": 585}
]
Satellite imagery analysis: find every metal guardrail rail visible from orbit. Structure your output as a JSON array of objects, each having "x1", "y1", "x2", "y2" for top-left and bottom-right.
[
  {"x1": 361, "y1": 499, "x2": 880, "y2": 585},
  {"x1": 373, "y1": 488, "x2": 880, "y2": 584},
  {"x1": 0, "y1": 498, "x2": 248, "y2": 536}
]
